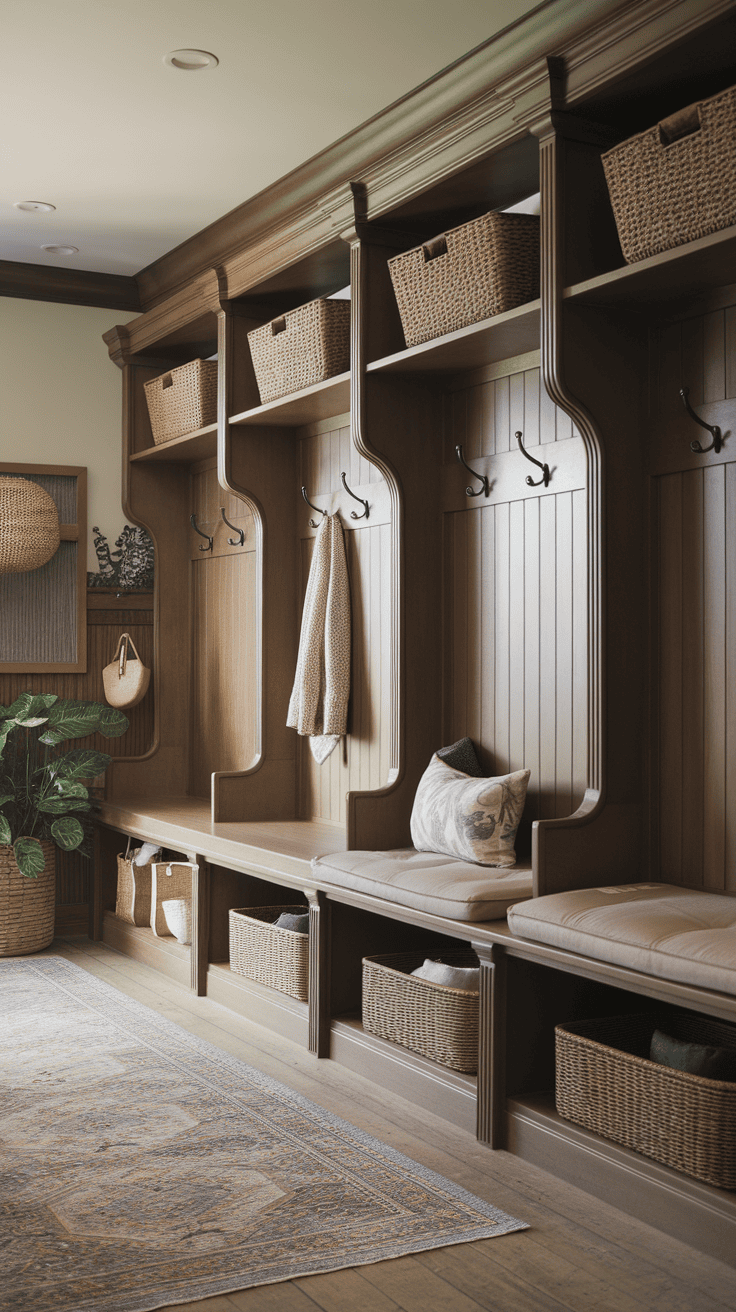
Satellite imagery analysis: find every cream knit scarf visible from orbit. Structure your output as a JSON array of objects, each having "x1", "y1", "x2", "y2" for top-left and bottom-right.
[{"x1": 287, "y1": 513, "x2": 351, "y2": 764}]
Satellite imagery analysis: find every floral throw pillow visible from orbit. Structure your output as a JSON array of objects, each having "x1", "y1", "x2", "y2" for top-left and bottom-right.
[{"x1": 410, "y1": 754, "x2": 530, "y2": 867}]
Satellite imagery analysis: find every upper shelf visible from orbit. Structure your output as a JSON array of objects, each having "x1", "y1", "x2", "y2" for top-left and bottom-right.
[
  {"x1": 368, "y1": 299, "x2": 540, "y2": 375},
  {"x1": 230, "y1": 372, "x2": 351, "y2": 427},
  {"x1": 130, "y1": 423, "x2": 218, "y2": 464},
  {"x1": 565, "y1": 225, "x2": 736, "y2": 310}
]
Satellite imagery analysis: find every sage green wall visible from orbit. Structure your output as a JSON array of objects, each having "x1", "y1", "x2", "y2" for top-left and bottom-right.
[{"x1": 0, "y1": 297, "x2": 136, "y2": 572}]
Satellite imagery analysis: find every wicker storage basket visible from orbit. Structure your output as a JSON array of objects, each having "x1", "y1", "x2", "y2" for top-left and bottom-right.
[
  {"x1": 229, "y1": 905, "x2": 309, "y2": 1000},
  {"x1": 362, "y1": 950, "x2": 479, "y2": 1073},
  {"x1": 115, "y1": 851, "x2": 153, "y2": 927},
  {"x1": 0, "y1": 842, "x2": 56, "y2": 956},
  {"x1": 601, "y1": 84, "x2": 736, "y2": 265},
  {"x1": 0, "y1": 477, "x2": 60, "y2": 575},
  {"x1": 556, "y1": 1013, "x2": 736, "y2": 1189},
  {"x1": 150, "y1": 862, "x2": 194, "y2": 938},
  {"x1": 247, "y1": 298, "x2": 350, "y2": 405},
  {"x1": 388, "y1": 211, "x2": 539, "y2": 349},
  {"x1": 143, "y1": 358, "x2": 217, "y2": 445}
]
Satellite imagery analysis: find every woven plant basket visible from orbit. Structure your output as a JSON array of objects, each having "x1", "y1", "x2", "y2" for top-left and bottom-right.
[
  {"x1": 362, "y1": 950, "x2": 480, "y2": 1073},
  {"x1": 229, "y1": 904, "x2": 309, "y2": 1001},
  {"x1": 388, "y1": 211, "x2": 539, "y2": 349},
  {"x1": 556, "y1": 1013, "x2": 736, "y2": 1189},
  {"x1": 115, "y1": 852, "x2": 153, "y2": 927},
  {"x1": 247, "y1": 298, "x2": 350, "y2": 405},
  {"x1": 143, "y1": 359, "x2": 218, "y2": 445},
  {"x1": 150, "y1": 862, "x2": 193, "y2": 938},
  {"x1": 0, "y1": 477, "x2": 60, "y2": 575},
  {"x1": 602, "y1": 83, "x2": 736, "y2": 264},
  {"x1": 0, "y1": 842, "x2": 56, "y2": 956}
]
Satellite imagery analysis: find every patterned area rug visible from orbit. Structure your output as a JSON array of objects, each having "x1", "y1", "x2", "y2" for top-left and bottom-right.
[{"x1": 1, "y1": 956, "x2": 527, "y2": 1312}]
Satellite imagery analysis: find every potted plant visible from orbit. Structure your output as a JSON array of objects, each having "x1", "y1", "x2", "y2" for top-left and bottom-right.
[{"x1": 0, "y1": 692, "x2": 128, "y2": 956}]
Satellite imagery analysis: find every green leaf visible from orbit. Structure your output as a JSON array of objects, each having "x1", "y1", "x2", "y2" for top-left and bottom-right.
[
  {"x1": 8, "y1": 693, "x2": 57, "y2": 725},
  {"x1": 54, "y1": 781, "x2": 89, "y2": 799},
  {"x1": 43, "y1": 700, "x2": 105, "y2": 742},
  {"x1": 50, "y1": 816, "x2": 84, "y2": 851},
  {"x1": 97, "y1": 707, "x2": 129, "y2": 739},
  {"x1": 53, "y1": 749, "x2": 113, "y2": 781},
  {"x1": 36, "y1": 797, "x2": 91, "y2": 814},
  {"x1": 13, "y1": 837, "x2": 45, "y2": 878},
  {"x1": 15, "y1": 716, "x2": 50, "y2": 728},
  {"x1": 0, "y1": 815, "x2": 11, "y2": 844},
  {"x1": 0, "y1": 792, "x2": 14, "y2": 807}
]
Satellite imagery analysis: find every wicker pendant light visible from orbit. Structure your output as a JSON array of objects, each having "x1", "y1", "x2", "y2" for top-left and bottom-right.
[{"x1": 0, "y1": 478, "x2": 60, "y2": 574}]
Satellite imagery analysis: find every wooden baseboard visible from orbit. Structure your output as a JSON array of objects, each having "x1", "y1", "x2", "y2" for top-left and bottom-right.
[
  {"x1": 102, "y1": 912, "x2": 191, "y2": 988},
  {"x1": 206, "y1": 962, "x2": 310, "y2": 1048}
]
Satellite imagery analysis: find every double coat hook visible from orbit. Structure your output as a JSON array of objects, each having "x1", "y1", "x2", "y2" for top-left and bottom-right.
[
  {"x1": 302, "y1": 474, "x2": 369, "y2": 528},
  {"x1": 680, "y1": 387, "x2": 722, "y2": 454}
]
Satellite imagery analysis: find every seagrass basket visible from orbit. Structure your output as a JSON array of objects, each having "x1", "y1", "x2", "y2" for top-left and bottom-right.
[
  {"x1": 387, "y1": 211, "x2": 539, "y2": 348},
  {"x1": 115, "y1": 851, "x2": 153, "y2": 927},
  {"x1": 150, "y1": 862, "x2": 194, "y2": 938},
  {"x1": 0, "y1": 842, "x2": 56, "y2": 956},
  {"x1": 0, "y1": 477, "x2": 60, "y2": 575},
  {"x1": 362, "y1": 950, "x2": 479, "y2": 1072},
  {"x1": 601, "y1": 83, "x2": 736, "y2": 264},
  {"x1": 247, "y1": 298, "x2": 350, "y2": 404},
  {"x1": 143, "y1": 358, "x2": 218, "y2": 445},
  {"x1": 229, "y1": 905, "x2": 310, "y2": 1000},
  {"x1": 556, "y1": 1013, "x2": 736, "y2": 1189}
]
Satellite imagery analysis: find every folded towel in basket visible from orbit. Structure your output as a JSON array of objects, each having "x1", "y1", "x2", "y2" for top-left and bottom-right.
[{"x1": 410, "y1": 959, "x2": 480, "y2": 991}]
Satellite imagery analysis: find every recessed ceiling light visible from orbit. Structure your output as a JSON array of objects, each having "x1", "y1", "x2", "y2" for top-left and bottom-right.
[
  {"x1": 164, "y1": 48, "x2": 218, "y2": 71},
  {"x1": 14, "y1": 201, "x2": 56, "y2": 213},
  {"x1": 41, "y1": 244, "x2": 79, "y2": 256}
]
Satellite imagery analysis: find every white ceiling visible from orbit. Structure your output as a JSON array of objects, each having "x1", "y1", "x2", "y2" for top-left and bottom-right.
[{"x1": 2, "y1": 0, "x2": 545, "y2": 277}]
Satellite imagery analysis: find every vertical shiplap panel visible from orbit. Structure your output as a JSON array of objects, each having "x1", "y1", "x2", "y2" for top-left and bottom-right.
[
  {"x1": 555, "y1": 494, "x2": 574, "y2": 817},
  {"x1": 466, "y1": 381, "x2": 483, "y2": 462},
  {"x1": 523, "y1": 370, "x2": 540, "y2": 448},
  {"x1": 509, "y1": 372, "x2": 525, "y2": 450},
  {"x1": 539, "y1": 372, "x2": 557, "y2": 446},
  {"x1": 538, "y1": 494, "x2": 557, "y2": 819},
  {"x1": 658, "y1": 474, "x2": 684, "y2": 883},
  {"x1": 726, "y1": 307, "x2": 736, "y2": 400},
  {"x1": 571, "y1": 488, "x2": 588, "y2": 810},
  {"x1": 656, "y1": 321, "x2": 683, "y2": 420},
  {"x1": 681, "y1": 469, "x2": 705, "y2": 888},
  {"x1": 480, "y1": 382, "x2": 495, "y2": 457},
  {"x1": 494, "y1": 375, "x2": 510, "y2": 454},
  {"x1": 452, "y1": 510, "x2": 469, "y2": 742},
  {"x1": 508, "y1": 499, "x2": 526, "y2": 778},
  {"x1": 466, "y1": 506, "x2": 483, "y2": 746},
  {"x1": 681, "y1": 315, "x2": 704, "y2": 407},
  {"x1": 726, "y1": 462, "x2": 736, "y2": 893},
  {"x1": 494, "y1": 501, "x2": 511, "y2": 773},
  {"x1": 480, "y1": 504, "x2": 496, "y2": 760},
  {"x1": 523, "y1": 497, "x2": 540, "y2": 824},
  {"x1": 703, "y1": 311, "x2": 725, "y2": 404},
  {"x1": 703, "y1": 465, "x2": 726, "y2": 890}
]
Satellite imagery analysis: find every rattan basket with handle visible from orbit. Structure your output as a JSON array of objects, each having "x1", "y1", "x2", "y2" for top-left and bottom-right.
[
  {"x1": 150, "y1": 862, "x2": 194, "y2": 938},
  {"x1": 556, "y1": 1012, "x2": 736, "y2": 1189},
  {"x1": 0, "y1": 842, "x2": 56, "y2": 956},
  {"x1": 143, "y1": 358, "x2": 218, "y2": 445},
  {"x1": 387, "y1": 211, "x2": 539, "y2": 349},
  {"x1": 601, "y1": 83, "x2": 736, "y2": 265},
  {"x1": 115, "y1": 851, "x2": 153, "y2": 927},
  {"x1": 247, "y1": 298, "x2": 350, "y2": 405},
  {"x1": 362, "y1": 950, "x2": 480, "y2": 1073},
  {"x1": 229, "y1": 905, "x2": 309, "y2": 1000}
]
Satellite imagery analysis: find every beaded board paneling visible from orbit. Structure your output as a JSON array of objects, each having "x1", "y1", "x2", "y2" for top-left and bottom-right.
[
  {"x1": 296, "y1": 419, "x2": 390, "y2": 825},
  {"x1": 442, "y1": 360, "x2": 588, "y2": 850}
]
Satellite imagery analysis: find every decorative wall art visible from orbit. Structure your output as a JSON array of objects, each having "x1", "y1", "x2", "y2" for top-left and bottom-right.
[{"x1": 87, "y1": 524, "x2": 154, "y2": 591}]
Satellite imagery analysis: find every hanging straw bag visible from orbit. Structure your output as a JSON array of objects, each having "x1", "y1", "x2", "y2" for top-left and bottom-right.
[{"x1": 103, "y1": 632, "x2": 150, "y2": 709}]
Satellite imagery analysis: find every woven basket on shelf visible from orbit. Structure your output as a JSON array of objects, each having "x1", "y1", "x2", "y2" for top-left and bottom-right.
[
  {"x1": 362, "y1": 950, "x2": 480, "y2": 1073},
  {"x1": 115, "y1": 851, "x2": 153, "y2": 927},
  {"x1": 601, "y1": 83, "x2": 736, "y2": 264},
  {"x1": 229, "y1": 905, "x2": 309, "y2": 1001},
  {"x1": 0, "y1": 477, "x2": 60, "y2": 575},
  {"x1": 143, "y1": 359, "x2": 217, "y2": 445},
  {"x1": 150, "y1": 862, "x2": 194, "y2": 938},
  {"x1": 556, "y1": 1013, "x2": 736, "y2": 1189},
  {"x1": 387, "y1": 211, "x2": 539, "y2": 349},
  {"x1": 0, "y1": 842, "x2": 56, "y2": 956},
  {"x1": 247, "y1": 298, "x2": 350, "y2": 405}
]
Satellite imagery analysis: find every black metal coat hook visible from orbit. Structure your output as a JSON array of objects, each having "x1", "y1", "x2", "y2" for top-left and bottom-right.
[
  {"x1": 455, "y1": 445, "x2": 489, "y2": 497},
  {"x1": 220, "y1": 507, "x2": 244, "y2": 546},
  {"x1": 516, "y1": 431, "x2": 550, "y2": 488},
  {"x1": 190, "y1": 513, "x2": 213, "y2": 551},
  {"x1": 680, "y1": 387, "x2": 722, "y2": 454},
  {"x1": 341, "y1": 472, "x2": 369, "y2": 520},
  {"x1": 302, "y1": 486, "x2": 327, "y2": 529}
]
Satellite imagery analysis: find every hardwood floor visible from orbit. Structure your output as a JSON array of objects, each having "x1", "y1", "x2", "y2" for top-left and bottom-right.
[{"x1": 43, "y1": 937, "x2": 736, "y2": 1312}]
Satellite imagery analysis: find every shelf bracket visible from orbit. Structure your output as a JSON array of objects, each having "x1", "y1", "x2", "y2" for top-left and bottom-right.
[
  {"x1": 516, "y1": 430, "x2": 550, "y2": 488},
  {"x1": 680, "y1": 387, "x2": 722, "y2": 454},
  {"x1": 456, "y1": 445, "x2": 489, "y2": 497}
]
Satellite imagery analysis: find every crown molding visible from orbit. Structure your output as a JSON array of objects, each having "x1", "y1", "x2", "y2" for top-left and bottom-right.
[{"x1": 0, "y1": 259, "x2": 140, "y2": 312}]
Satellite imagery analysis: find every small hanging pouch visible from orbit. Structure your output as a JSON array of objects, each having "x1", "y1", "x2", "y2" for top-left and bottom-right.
[{"x1": 103, "y1": 632, "x2": 150, "y2": 709}]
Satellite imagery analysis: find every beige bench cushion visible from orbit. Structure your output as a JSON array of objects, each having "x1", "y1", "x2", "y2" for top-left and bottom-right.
[
  {"x1": 507, "y1": 883, "x2": 736, "y2": 996},
  {"x1": 312, "y1": 849, "x2": 533, "y2": 922}
]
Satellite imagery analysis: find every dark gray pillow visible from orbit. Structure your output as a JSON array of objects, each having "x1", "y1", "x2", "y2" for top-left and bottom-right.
[
  {"x1": 650, "y1": 1028, "x2": 736, "y2": 1081},
  {"x1": 436, "y1": 737, "x2": 482, "y2": 777},
  {"x1": 274, "y1": 911, "x2": 310, "y2": 934}
]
